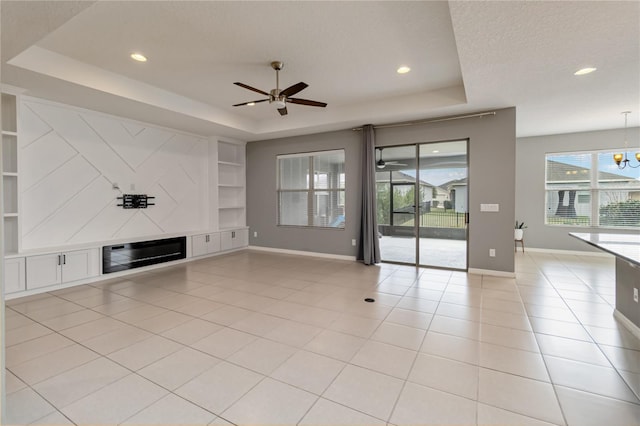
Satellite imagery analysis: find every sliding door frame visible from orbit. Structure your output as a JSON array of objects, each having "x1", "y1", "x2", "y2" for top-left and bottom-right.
[{"x1": 378, "y1": 138, "x2": 470, "y2": 271}]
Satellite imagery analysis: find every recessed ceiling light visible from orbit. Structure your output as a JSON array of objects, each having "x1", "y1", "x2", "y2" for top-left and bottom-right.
[
  {"x1": 247, "y1": 102, "x2": 255, "y2": 106},
  {"x1": 432, "y1": 150, "x2": 440, "y2": 153},
  {"x1": 574, "y1": 67, "x2": 596, "y2": 75},
  {"x1": 397, "y1": 66, "x2": 411, "y2": 74},
  {"x1": 130, "y1": 53, "x2": 147, "y2": 62}
]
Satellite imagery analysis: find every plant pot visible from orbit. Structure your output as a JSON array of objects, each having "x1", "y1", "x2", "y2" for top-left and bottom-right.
[{"x1": 514, "y1": 229, "x2": 524, "y2": 241}]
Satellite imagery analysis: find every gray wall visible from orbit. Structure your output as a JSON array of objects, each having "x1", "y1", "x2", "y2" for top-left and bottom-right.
[
  {"x1": 376, "y1": 107, "x2": 516, "y2": 273},
  {"x1": 247, "y1": 107, "x2": 517, "y2": 273},
  {"x1": 516, "y1": 127, "x2": 640, "y2": 251},
  {"x1": 246, "y1": 130, "x2": 362, "y2": 256},
  {"x1": 616, "y1": 258, "x2": 640, "y2": 329}
]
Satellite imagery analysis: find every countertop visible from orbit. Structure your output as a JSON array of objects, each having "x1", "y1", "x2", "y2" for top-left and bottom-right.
[{"x1": 570, "y1": 232, "x2": 640, "y2": 267}]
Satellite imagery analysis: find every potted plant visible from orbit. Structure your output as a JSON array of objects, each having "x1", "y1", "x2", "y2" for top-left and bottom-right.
[{"x1": 515, "y1": 221, "x2": 527, "y2": 240}]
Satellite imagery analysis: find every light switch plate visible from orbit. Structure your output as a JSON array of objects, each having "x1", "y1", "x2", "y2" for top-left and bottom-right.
[{"x1": 480, "y1": 203, "x2": 500, "y2": 212}]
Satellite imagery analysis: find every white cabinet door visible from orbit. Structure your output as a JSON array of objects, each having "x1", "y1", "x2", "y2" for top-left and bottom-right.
[
  {"x1": 192, "y1": 233, "x2": 222, "y2": 257},
  {"x1": 232, "y1": 229, "x2": 249, "y2": 249},
  {"x1": 220, "y1": 231, "x2": 233, "y2": 251},
  {"x1": 62, "y1": 249, "x2": 99, "y2": 282},
  {"x1": 4, "y1": 257, "x2": 26, "y2": 294},
  {"x1": 192, "y1": 234, "x2": 209, "y2": 257},
  {"x1": 221, "y1": 229, "x2": 248, "y2": 251},
  {"x1": 208, "y1": 233, "x2": 221, "y2": 253},
  {"x1": 26, "y1": 253, "x2": 62, "y2": 289}
]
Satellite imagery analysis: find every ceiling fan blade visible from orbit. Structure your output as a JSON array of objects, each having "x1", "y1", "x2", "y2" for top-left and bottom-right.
[
  {"x1": 234, "y1": 82, "x2": 270, "y2": 96},
  {"x1": 288, "y1": 98, "x2": 327, "y2": 107},
  {"x1": 277, "y1": 107, "x2": 288, "y2": 116},
  {"x1": 232, "y1": 99, "x2": 269, "y2": 107},
  {"x1": 280, "y1": 82, "x2": 308, "y2": 97}
]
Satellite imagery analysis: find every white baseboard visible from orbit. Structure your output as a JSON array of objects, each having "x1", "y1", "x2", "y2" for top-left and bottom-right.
[
  {"x1": 613, "y1": 309, "x2": 640, "y2": 340},
  {"x1": 248, "y1": 245, "x2": 356, "y2": 261},
  {"x1": 468, "y1": 268, "x2": 516, "y2": 278},
  {"x1": 525, "y1": 247, "x2": 612, "y2": 257}
]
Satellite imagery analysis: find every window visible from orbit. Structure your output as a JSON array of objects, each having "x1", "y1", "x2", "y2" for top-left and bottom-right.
[
  {"x1": 545, "y1": 150, "x2": 640, "y2": 228},
  {"x1": 277, "y1": 150, "x2": 345, "y2": 228}
]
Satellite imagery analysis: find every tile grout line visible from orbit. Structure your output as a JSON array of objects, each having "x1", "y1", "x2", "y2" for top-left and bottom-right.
[
  {"x1": 6, "y1": 251, "x2": 640, "y2": 424},
  {"x1": 514, "y1": 261, "x2": 571, "y2": 426},
  {"x1": 383, "y1": 266, "x2": 448, "y2": 424},
  {"x1": 534, "y1": 252, "x2": 640, "y2": 405}
]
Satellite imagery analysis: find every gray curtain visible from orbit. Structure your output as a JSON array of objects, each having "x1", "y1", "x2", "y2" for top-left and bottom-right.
[{"x1": 357, "y1": 124, "x2": 381, "y2": 265}]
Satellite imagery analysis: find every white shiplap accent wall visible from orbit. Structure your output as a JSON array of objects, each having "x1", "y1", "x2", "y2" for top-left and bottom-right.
[{"x1": 20, "y1": 98, "x2": 208, "y2": 250}]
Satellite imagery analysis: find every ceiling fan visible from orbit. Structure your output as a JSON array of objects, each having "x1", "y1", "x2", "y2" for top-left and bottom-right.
[
  {"x1": 377, "y1": 148, "x2": 407, "y2": 169},
  {"x1": 233, "y1": 61, "x2": 327, "y2": 116}
]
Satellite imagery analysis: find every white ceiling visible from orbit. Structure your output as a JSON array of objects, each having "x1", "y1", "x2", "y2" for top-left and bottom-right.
[{"x1": 1, "y1": 1, "x2": 638, "y2": 141}]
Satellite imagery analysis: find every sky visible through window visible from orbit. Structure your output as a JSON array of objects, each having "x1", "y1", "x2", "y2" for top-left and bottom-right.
[
  {"x1": 551, "y1": 153, "x2": 640, "y2": 181},
  {"x1": 400, "y1": 169, "x2": 467, "y2": 186}
]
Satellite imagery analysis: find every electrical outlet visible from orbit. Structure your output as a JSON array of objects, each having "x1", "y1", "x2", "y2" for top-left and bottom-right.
[
  {"x1": 352, "y1": 239, "x2": 357, "y2": 246},
  {"x1": 489, "y1": 249, "x2": 496, "y2": 257},
  {"x1": 254, "y1": 231, "x2": 258, "y2": 238},
  {"x1": 634, "y1": 288, "x2": 638, "y2": 303}
]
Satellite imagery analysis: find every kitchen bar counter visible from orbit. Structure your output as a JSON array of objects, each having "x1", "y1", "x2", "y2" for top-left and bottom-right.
[
  {"x1": 570, "y1": 232, "x2": 640, "y2": 333},
  {"x1": 570, "y1": 232, "x2": 640, "y2": 266}
]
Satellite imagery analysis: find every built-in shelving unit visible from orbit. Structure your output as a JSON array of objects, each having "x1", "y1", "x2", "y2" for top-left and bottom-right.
[
  {"x1": 2, "y1": 91, "x2": 19, "y2": 255},
  {"x1": 1, "y1": 99, "x2": 250, "y2": 299},
  {"x1": 217, "y1": 141, "x2": 246, "y2": 230}
]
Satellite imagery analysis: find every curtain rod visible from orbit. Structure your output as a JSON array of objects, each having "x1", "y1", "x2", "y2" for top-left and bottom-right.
[{"x1": 351, "y1": 111, "x2": 497, "y2": 131}]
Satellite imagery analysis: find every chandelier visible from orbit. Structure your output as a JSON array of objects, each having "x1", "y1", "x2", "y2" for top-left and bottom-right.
[{"x1": 613, "y1": 111, "x2": 639, "y2": 169}]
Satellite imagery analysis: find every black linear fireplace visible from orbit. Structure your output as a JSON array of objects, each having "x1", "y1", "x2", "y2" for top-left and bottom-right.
[{"x1": 102, "y1": 236, "x2": 187, "y2": 274}]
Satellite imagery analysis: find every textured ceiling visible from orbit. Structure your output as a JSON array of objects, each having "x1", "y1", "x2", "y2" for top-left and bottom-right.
[{"x1": 1, "y1": 1, "x2": 638, "y2": 141}]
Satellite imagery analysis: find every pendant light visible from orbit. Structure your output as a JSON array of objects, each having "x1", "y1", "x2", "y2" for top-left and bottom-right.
[{"x1": 613, "y1": 111, "x2": 640, "y2": 169}]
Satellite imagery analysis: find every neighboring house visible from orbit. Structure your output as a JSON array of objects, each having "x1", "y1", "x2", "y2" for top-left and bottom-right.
[
  {"x1": 431, "y1": 186, "x2": 451, "y2": 208},
  {"x1": 546, "y1": 160, "x2": 639, "y2": 218},
  {"x1": 442, "y1": 177, "x2": 468, "y2": 213},
  {"x1": 375, "y1": 170, "x2": 434, "y2": 228}
]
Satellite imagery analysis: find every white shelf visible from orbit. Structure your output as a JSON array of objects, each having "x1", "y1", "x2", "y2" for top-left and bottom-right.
[
  {"x1": 3, "y1": 177, "x2": 18, "y2": 213},
  {"x1": 2, "y1": 91, "x2": 19, "y2": 257},
  {"x1": 3, "y1": 215, "x2": 19, "y2": 254},
  {"x1": 2, "y1": 93, "x2": 17, "y2": 133},
  {"x1": 216, "y1": 141, "x2": 245, "y2": 231},
  {"x1": 218, "y1": 140, "x2": 245, "y2": 164},
  {"x1": 219, "y1": 226, "x2": 244, "y2": 231},
  {"x1": 2, "y1": 128, "x2": 18, "y2": 174},
  {"x1": 218, "y1": 160, "x2": 243, "y2": 167}
]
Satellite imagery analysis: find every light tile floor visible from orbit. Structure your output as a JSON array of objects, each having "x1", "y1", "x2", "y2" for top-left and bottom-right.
[
  {"x1": 4, "y1": 249, "x2": 640, "y2": 425},
  {"x1": 379, "y1": 236, "x2": 467, "y2": 269}
]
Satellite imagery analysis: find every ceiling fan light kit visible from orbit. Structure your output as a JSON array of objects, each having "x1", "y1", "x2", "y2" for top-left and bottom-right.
[
  {"x1": 613, "y1": 111, "x2": 639, "y2": 169},
  {"x1": 376, "y1": 147, "x2": 407, "y2": 169},
  {"x1": 233, "y1": 61, "x2": 327, "y2": 116}
]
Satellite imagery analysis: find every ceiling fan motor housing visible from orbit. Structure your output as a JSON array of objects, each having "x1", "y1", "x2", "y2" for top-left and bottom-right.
[{"x1": 269, "y1": 89, "x2": 286, "y2": 108}]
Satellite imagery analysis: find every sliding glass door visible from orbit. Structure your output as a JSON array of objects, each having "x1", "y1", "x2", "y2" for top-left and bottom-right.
[{"x1": 376, "y1": 140, "x2": 468, "y2": 270}]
